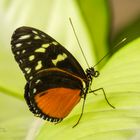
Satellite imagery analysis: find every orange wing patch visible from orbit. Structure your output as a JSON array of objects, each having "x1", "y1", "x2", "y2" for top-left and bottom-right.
[{"x1": 34, "y1": 88, "x2": 81, "y2": 119}]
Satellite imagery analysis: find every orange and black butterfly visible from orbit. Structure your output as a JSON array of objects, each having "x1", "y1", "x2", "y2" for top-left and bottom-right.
[{"x1": 11, "y1": 26, "x2": 114, "y2": 126}]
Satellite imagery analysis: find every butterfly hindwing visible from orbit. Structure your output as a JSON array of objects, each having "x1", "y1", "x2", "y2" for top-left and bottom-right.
[{"x1": 11, "y1": 26, "x2": 86, "y2": 81}]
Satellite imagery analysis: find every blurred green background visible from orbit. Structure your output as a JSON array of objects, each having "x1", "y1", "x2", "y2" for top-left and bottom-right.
[{"x1": 1, "y1": 0, "x2": 140, "y2": 140}]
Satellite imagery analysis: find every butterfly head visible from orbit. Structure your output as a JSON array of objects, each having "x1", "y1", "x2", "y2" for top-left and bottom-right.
[{"x1": 86, "y1": 67, "x2": 99, "y2": 81}]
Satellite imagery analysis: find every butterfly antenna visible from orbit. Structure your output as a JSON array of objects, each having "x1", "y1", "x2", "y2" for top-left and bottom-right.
[
  {"x1": 93, "y1": 38, "x2": 127, "y2": 67},
  {"x1": 69, "y1": 18, "x2": 126, "y2": 68},
  {"x1": 69, "y1": 18, "x2": 90, "y2": 68}
]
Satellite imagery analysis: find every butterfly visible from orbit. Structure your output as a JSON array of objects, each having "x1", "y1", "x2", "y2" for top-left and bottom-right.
[{"x1": 11, "y1": 26, "x2": 114, "y2": 126}]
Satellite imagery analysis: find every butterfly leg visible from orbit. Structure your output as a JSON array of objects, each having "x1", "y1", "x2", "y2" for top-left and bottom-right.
[
  {"x1": 89, "y1": 88, "x2": 115, "y2": 109},
  {"x1": 73, "y1": 94, "x2": 87, "y2": 128}
]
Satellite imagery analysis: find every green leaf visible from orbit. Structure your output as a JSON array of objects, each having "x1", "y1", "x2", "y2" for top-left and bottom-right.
[
  {"x1": 0, "y1": 92, "x2": 33, "y2": 140},
  {"x1": 111, "y1": 17, "x2": 140, "y2": 50},
  {"x1": 35, "y1": 38, "x2": 140, "y2": 140},
  {"x1": 77, "y1": 0, "x2": 110, "y2": 65},
  {"x1": 1, "y1": 1, "x2": 140, "y2": 140}
]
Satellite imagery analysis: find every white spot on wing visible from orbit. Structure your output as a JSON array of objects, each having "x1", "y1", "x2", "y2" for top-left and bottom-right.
[
  {"x1": 29, "y1": 76, "x2": 33, "y2": 80},
  {"x1": 33, "y1": 88, "x2": 37, "y2": 93},
  {"x1": 27, "y1": 69, "x2": 31, "y2": 74},
  {"x1": 27, "y1": 42, "x2": 31, "y2": 45},
  {"x1": 22, "y1": 50, "x2": 26, "y2": 54},
  {"x1": 32, "y1": 30, "x2": 38, "y2": 34},
  {"x1": 34, "y1": 35, "x2": 40, "y2": 40},
  {"x1": 42, "y1": 43, "x2": 50, "y2": 48},
  {"x1": 19, "y1": 60, "x2": 23, "y2": 63},
  {"x1": 52, "y1": 41, "x2": 58, "y2": 45},
  {"x1": 29, "y1": 55, "x2": 35, "y2": 61},
  {"x1": 35, "y1": 61, "x2": 42, "y2": 70},
  {"x1": 19, "y1": 34, "x2": 30, "y2": 40},
  {"x1": 35, "y1": 48, "x2": 46, "y2": 53},
  {"x1": 15, "y1": 43, "x2": 22, "y2": 48},
  {"x1": 16, "y1": 51, "x2": 20, "y2": 55},
  {"x1": 25, "y1": 67, "x2": 30, "y2": 71},
  {"x1": 52, "y1": 53, "x2": 67, "y2": 66},
  {"x1": 41, "y1": 34, "x2": 46, "y2": 38},
  {"x1": 35, "y1": 79, "x2": 41, "y2": 84},
  {"x1": 25, "y1": 67, "x2": 31, "y2": 74}
]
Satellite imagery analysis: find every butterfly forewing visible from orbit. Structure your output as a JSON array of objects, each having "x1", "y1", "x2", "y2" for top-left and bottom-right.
[{"x1": 11, "y1": 26, "x2": 86, "y2": 81}]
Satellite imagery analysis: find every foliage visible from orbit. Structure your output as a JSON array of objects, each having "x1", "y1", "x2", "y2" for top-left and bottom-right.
[{"x1": 0, "y1": 0, "x2": 140, "y2": 140}]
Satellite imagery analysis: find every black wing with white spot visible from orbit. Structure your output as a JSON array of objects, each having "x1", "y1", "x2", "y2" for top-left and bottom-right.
[{"x1": 11, "y1": 26, "x2": 86, "y2": 81}]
